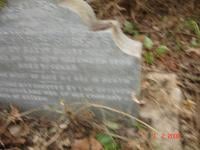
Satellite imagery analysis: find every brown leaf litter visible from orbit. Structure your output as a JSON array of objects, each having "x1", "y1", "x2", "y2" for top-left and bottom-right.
[
  {"x1": 0, "y1": 105, "x2": 153, "y2": 149},
  {"x1": 88, "y1": 1, "x2": 200, "y2": 149}
]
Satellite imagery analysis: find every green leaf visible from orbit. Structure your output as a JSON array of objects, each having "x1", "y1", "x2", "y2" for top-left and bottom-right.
[
  {"x1": 104, "y1": 121, "x2": 120, "y2": 130},
  {"x1": 144, "y1": 52, "x2": 154, "y2": 65},
  {"x1": 191, "y1": 38, "x2": 200, "y2": 47},
  {"x1": 156, "y1": 45, "x2": 168, "y2": 56},
  {"x1": 143, "y1": 36, "x2": 153, "y2": 50},
  {"x1": 124, "y1": 21, "x2": 139, "y2": 36},
  {"x1": 96, "y1": 133, "x2": 119, "y2": 150},
  {"x1": 0, "y1": 0, "x2": 6, "y2": 8},
  {"x1": 185, "y1": 19, "x2": 200, "y2": 39},
  {"x1": 133, "y1": 121, "x2": 146, "y2": 130}
]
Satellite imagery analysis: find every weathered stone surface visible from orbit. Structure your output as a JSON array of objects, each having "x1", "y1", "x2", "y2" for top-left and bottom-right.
[{"x1": 0, "y1": 0, "x2": 141, "y2": 115}]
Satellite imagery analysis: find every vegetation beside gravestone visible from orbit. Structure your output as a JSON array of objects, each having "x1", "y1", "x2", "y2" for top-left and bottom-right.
[
  {"x1": 0, "y1": 0, "x2": 6, "y2": 9},
  {"x1": 0, "y1": 105, "x2": 153, "y2": 149},
  {"x1": 89, "y1": 0, "x2": 200, "y2": 149},
  {"x1": 89, "y1": 0, "x2": 200, "y2": 65}
]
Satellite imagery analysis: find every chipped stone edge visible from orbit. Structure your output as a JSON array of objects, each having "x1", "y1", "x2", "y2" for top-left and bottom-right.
[{"x1": 59, "y1": 0, "x2": 142, "y2": 58}]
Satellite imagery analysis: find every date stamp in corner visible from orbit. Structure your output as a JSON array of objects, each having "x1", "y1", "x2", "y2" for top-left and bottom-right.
[{"x1": 152, "y1": 132, "x2": 181, "y2": 140}]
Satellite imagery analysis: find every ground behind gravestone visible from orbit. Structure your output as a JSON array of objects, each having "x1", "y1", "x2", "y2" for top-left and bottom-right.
[
  {"x1": 89, "y1": 0, "x2": 200, "y2": 149},
  {"x1": 0, "y1": 0, "x2": 200, "y2": 149}
]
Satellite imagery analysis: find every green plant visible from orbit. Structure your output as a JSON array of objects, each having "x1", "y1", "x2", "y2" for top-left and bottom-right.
[
  {"x1": 185, "y1": 19, "x2": 200, "y2": 40},
  {"x1": 156, "y1": 45, "x2": 168, "y2": 56},
  {"x1": 123, "y1": 21, "x2": 139, "y2": 36},
  {"x1": 0, "y1": 0, "x2": 6, "y2": 9},
  {"x1": 96, "y1": 133, "x2": 119, "y2": 150},
  {"x1": 144, "y1": 51, "x2": 154, "y2": 65},
  {"x1": 133, "y1": 121, "x2": 146, "y2": 130},
  {"x1": 143, "y1": 36, "x2": 153, "y2": 50}
]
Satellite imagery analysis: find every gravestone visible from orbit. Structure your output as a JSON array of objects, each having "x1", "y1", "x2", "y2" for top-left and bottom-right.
[{"x1": 0, "y1": 0, "x2": 142, "y2": 115}]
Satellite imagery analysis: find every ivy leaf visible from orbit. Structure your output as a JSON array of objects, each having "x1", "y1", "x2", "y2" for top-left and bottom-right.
[
  {"x1": 124, "y1": 21, "x2": 139, "y2": 36},
  {"x1": 143, "y1": 36, "x2": 153, "y2": 50},
  {"x1": 96, "y1": 133, "x2": 119, "y2": 150},
  {"x1": 185, "y1": 19, "x2": 200, "y2": 39},
  {"x1": 156, "y1": 45, "x2": 168, "y2": 56},
  {"x1": 144, "y1": 52, "x2": 154, "y2": 65}
]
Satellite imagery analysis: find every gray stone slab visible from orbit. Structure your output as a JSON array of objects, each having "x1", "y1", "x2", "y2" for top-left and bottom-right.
[{"x1": 0, "y1": 0, "x2": 142, "y2": 115}]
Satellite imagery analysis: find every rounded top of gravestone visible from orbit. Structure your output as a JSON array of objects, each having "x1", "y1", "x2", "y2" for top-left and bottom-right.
[
  {"x1": 0, "y1": 0, "x2": 142, "y2": 58},
  {"x1": 0, "y1": 0, "x2": 88, "y2": 33}
]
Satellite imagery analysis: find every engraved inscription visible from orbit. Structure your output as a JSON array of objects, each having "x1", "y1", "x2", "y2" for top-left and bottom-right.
[{"x1": 0, "y1": 0, "x2": 140, "y2": 113}]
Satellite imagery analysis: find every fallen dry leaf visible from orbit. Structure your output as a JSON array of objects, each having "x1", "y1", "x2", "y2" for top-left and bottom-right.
[
  {"x1": 124, "y1": 140, "x2": 143, "y2": 150},
  {"x1": 182, "y1": 99, "x2": 196, "y2": 111},
  {"x1": 186, "y1": 48, "x2": 200, "y2": 56},
  {"x1": 8, "y1": 124, "x2": 21, "y2": 137},
  {"x1": 71, "y1": 137, "x2": 103, "y2": 150},
  {"x1": 8, "y1": 123, "x2": 30, "y2": 137},
  {"x1": 9, "y1": 105, "x2": 22, "y2": 121}
]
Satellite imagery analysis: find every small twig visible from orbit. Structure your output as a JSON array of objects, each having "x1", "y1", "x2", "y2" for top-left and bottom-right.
[
  {"x1": 0, "y1": 139, "x2": 5, "y2": 148},
  {"x1": 142, "y1": 66, "x2": 164, "y2": 73},
  {"x1": 106, "y1": 132, "x2": 129, "y2": 141},
  {"x1": 105, "y1": 124, "x2": 129, "y2": 141},
  {"x1": 72, "y1": 102, "x2": 158, "y2": 133},
  {"x1": 19, "y1": 107, "x2": 44, "y2": 117},
  {"x1": 175, "y1": 32, "x2": 198, "y2": 38},
  {"x1": 44, "y1": 127, "x2": 65, "y2": 147},
  {"x1": 86, "y1": 103, "x2": 159, "y2": 133},
  {"x1": 74, "y1": 100, "x2": 91, "y2": 115},
  {"x1": 148, "y1": 94, "x2": 163, "y2": 112},
  {"x1": 0, "y1": 106, "x2": 37, "y2": 135},
  {"x1": 179, "y1": 73, "x2": 200, "y2": 81},
  {"x1": 93, "y1": 122, "x2": 130, "y2": 141}
]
